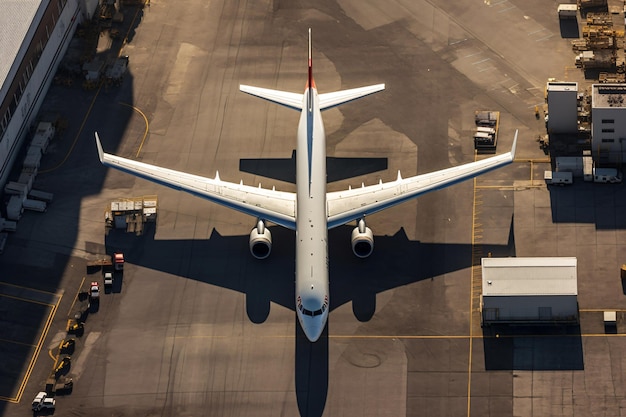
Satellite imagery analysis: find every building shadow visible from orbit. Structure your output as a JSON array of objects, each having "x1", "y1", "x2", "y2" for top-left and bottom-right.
[
  {"x1": 482, "y1": 324, "x2": 583, "y2": 370},
  {"x1": 549, "y1": 180, "x2": 626, "y2": 229},
  {"x1": 559, "y1": 18, "x2": 579, "y2": 39}
]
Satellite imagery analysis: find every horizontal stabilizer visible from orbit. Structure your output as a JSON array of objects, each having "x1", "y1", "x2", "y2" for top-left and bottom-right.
[
  {"x1": 318, "y1": 84, "x2": 385, "y2": 111},
  {"x1": 239, "y1": 85, "x2": 303, "y2": 111}
]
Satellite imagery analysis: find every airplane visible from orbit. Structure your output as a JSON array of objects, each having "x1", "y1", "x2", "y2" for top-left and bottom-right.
[{"x1": 95, "y1": 28, "x2": 517, "y2": 343}]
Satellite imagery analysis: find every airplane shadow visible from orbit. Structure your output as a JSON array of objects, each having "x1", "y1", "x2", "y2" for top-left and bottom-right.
[
  {"x1": 105, "y1": 223, "x2": 513, "y2": 417},
  {"x1": 240, "y1": 151, "x2": 388, "y2": 184},
  {"x1": 296, "y1": 317, "x2": 329, "y2": 417}
]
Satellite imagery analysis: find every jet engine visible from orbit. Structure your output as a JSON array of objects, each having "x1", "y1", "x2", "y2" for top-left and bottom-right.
[
  {"x1": 351, "y1": 218, "x2": 374, "y2": 258},
  {"x1": 249, "y1": 219, "x2": 272, "y2": 259}
]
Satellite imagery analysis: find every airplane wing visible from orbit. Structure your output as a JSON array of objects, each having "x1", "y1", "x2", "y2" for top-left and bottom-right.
[
  {"x1": 95, "y1": 133, "x2": 296, "y2": 230},
  {"x1": 326, "y1": 131, "x2": 518, "y2": 229},
  {"x1": 239, "y1": 85, "x2": 303, "y2": 111},
  {"x1": 318, "y1": 84, "x2": 385, "y2": 111}
]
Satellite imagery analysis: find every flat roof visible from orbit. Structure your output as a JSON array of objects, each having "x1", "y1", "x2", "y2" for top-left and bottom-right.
[
  {"x1": 482, "y1": 257, "x2": 577, "y2": 296},
  {"x1": 592, "y1": 83, "x2": 626, "y2": 108},
  {"x1": 547, "y1": 82, "x2": 578, "y2": 92},
  {"x1": 0, "y1": 0, "x2": 42, "y2": 96}
]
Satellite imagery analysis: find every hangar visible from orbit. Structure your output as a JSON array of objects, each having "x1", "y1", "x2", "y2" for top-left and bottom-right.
[
  {"x1": 0, "y1": 0, "x2": 98, "y2": 188},
  {"x1": 481, "y1": 257, "x2": 579, "y2": 326}
]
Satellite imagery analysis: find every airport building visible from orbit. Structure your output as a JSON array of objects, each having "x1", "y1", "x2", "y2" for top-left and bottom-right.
[
  {"x1": 546, "y1": 81, "x2": 578, "y2": 134},
  {"x1": 546, "y1": 81, "x2": 626, "y2": 167},
  {"x1": 0, "y1": 0, "x2": 98, "y2": 189},
  {"x1": 481, "y1": 257, "x2": 579, "y2": 325},
  {"x1": 591, "y1": 83, "x2": 626, "y2": 165}
]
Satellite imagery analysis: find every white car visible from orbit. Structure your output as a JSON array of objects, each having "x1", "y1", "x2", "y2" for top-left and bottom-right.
[
  {"x1": 32, "y1": 391, "x2": 55, "y2": 411},
  {"x1": 32, "y1": 391, "x2": 46, "y2": 410},
  {"x1": 104, "y1": 272, "x2": 113, "y2": 287}
]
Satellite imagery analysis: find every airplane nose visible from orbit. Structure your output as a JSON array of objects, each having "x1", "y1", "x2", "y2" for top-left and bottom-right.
[{"x1": 301, "y1": 315, "x2": 326, "y2": 342}]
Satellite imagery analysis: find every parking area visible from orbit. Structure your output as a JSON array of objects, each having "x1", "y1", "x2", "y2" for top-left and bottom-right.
[{"x1": 0, "y1": 283, "x2": 61, "y2": 402}]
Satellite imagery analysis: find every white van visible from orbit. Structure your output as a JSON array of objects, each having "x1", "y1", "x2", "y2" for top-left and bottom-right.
[
  {"x1": 32, "y1": 391, "x2": 55, "y2": 411},
  {"x1": 544, "y1": 171, "x2": 573, "y2": 185},
  {"x1": 593, "y1": 168, "x2": 622, "y2": 183},
  {"x1": 32, "y1": 391, "x2": 47, "y2": 410}
]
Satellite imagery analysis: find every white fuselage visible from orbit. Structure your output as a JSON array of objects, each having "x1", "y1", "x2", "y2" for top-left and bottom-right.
[{"x1": 295, "y1": 87, "x2": 329, "y2": 342}]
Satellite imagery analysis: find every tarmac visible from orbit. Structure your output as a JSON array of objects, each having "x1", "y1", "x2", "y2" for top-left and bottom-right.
[{"x1": 1, "y1": 0, "x2": 626, "y2": 416}]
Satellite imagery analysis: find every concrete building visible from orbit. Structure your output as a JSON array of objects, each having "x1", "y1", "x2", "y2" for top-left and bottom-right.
[
  {"x1": 481, "y1": 257, "x2": 578, "y2": 325},
  {"x1": 546, "y1": 81, "x2": 578, "y2": 134},
  {"x1": 0, "y1": 0, "x2": 98, "y2": 189},
  {"x1": 591, "y1": 83, "x2": 626, "y2": 165}
]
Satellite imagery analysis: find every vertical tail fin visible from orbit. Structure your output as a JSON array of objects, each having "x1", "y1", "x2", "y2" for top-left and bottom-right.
[
  {"x1": 240, "y1": 28, "x2": 384, "y2": 112},
  {"x1": 307, "y1": 28, "x2": 314, "y2": 111},
  {"x1": 307, "y1": 28, "x2": 314, "y2": 90}
]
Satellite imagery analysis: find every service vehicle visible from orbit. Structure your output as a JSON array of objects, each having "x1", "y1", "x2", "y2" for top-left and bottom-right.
[
  {"x1": 87, "y1": 252, "x2": 124, "y2": 271},
  {"x1": 113, "y1": 252, "x2": 124, "y2": 270},
  {"x1": 557, "y1": 4, "x2": 577, "y2": 19},
  {"x1": 46, "y1": 376, "x2": 73, "y2": 395},
  {"x1": 60, "y1": 338, "x2": 75, "y2": 354},
  {"x1": 67, "y1": 319, "x2": 84, "y2": 335},
  {"x1": 32, "y1": 391, "x2": 46, "y2": 410},
  {"x1": 593, "y1": 167, "x2": 622, "y2": 183},
  {"x1": 89, "y1": 281, "x2": 100, "y2": 300},
  {"x1": 104, "y1": 271, "x2": 113, "y2": 287},
  {"x1": 473, "y1": 110, "x2": 499, "y2": 153},
  {"x1": 32, "y1": 391, "x2": 55, "y2": 411},
  {"x1": 54, "y1": 356, "x2": 71, "y2": 377},
  {"x1": 544, "y1": 171, "x2": 573, "y2": 185}
]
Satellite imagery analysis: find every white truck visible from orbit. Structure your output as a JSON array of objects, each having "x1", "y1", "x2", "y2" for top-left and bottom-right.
[
  {"x1": 104, "y1": 271, "x2": 113, "y2": 287},
  {"x1": 32, "y1": 391, "x2": 56, "y2": 411},
  {"x1": 473, "y1": 110, "x2": 499, "y2": 153},
  {"x1": 593, "y1": 167, "x2": 622, "y2": 183},
  {"x1": 544, "y1": 171, "x2": 573, "y2": 185},
  {"x1": 557, "y1": 4, "x2": 577, "y2": 19}
]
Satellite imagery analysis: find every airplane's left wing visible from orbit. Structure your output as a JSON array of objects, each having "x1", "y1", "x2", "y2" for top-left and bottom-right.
[
  {"x1": 239, "y1": 85, "x2": 303, "y2": 111},
  {"x1": 95, "y1": 133, "x2": 296, "y2": 229},
  {"x1": 326, "y1": 131, "x2": 518, "y2": 229}
]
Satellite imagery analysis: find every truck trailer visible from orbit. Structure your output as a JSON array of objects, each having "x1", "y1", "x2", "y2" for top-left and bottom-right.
[
  {"x1": 557, "y1": 4, "x2": 577, "y2": 19},
  {"x1": 473, "y1": 111, "x2": 500, "y2": 153}
]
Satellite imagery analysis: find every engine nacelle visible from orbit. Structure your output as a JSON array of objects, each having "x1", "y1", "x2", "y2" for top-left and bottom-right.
[
  {"x1": 249, "y1": 220, "x2": 272, "y2": 259},
  {"x1": 351, "y1": 219, "x2": 374, "y2": 258}
]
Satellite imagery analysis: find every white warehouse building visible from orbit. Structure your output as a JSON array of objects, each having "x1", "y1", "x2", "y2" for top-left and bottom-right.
[
  {"x1": 0, "y1": 0, "x2": 98, "y2": 188},
  {"x1": 481, "y1": 257, "x2": 578, "y2": 325}
]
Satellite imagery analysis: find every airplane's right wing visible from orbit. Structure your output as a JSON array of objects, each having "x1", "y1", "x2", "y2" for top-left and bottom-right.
[
  {"x1": 318, "y1": 84, "x2": 385, "y2": 110},
  {"x1": 95, "y1": 133, "x2": 296, "y2": 229},
  {"x1": 326, "y1": 131, "x2": 518, "y2": 229}
]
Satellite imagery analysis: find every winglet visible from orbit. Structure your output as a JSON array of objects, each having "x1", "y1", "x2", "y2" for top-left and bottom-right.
[
  {"x1": 510, "y1": 129, "x2": 518, "y2": 161},
  {"x1": 95, "y1": 132, "x2": 104, "y2": 163}
]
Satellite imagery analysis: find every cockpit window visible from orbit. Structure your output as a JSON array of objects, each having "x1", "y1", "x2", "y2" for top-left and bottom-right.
[{"x1": 297, "y1": 295, "x2": 329, "y2": 317}]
